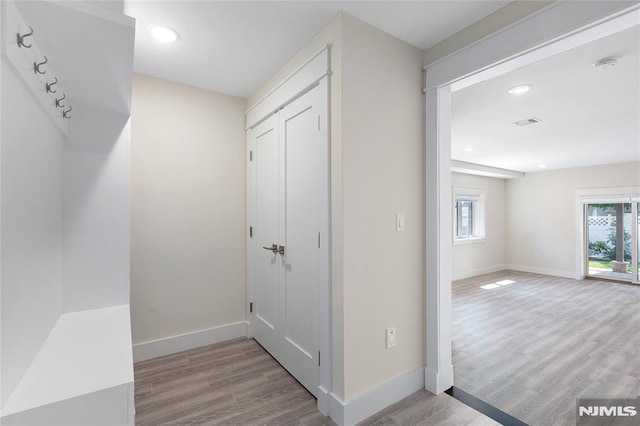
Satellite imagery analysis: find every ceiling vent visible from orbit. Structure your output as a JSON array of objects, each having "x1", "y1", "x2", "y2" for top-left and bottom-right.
[{"x1": 513, "y1": 117, "x2": 542, "y2": 127}]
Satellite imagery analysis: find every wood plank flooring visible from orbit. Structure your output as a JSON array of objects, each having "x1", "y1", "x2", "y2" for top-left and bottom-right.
[
  {"x1": 135, "y1": 338, "x2": 497, "y2": 425},
  {"x1": 357, "y1": 390, "x2": 499, "y2": 426},
  {"x1": 134, "y1": 338, "x2": 332, "y2": 425},
  {"x1": 453, "y1": 270, "x2": 640, "y2": 426}
]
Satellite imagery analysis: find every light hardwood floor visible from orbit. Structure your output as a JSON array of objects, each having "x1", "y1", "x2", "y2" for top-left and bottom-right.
[
  {"x1": 134, "y1": 338, "x2": 496, "y2": 425},
  {"x1": 453, "y1": 270, "x2": 640, "y2": 426}
]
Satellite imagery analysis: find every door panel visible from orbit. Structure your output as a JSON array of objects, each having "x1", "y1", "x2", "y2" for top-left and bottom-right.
[
  {"x1": 586, "y1": 202, "x2": 636, "y2": 283},
  {"x1": 251, "y1": 116, "x2": 280, "y2": 356},
  {"x1": 278, "y1": 85, "x2": 321, "y2": 395}
]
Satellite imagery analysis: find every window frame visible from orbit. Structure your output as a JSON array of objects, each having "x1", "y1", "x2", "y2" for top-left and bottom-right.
[{"x1": 453, "y1": 186, "x2": 486, "y2": 245}]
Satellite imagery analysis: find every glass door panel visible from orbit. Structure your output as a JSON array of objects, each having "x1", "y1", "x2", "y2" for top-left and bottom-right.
[
  {"x1": 586, "y1": 203, "x2": 633, "y2": 282},
  {"x1": 635, "y1": 203, "x2": 639, "y2": 284}
]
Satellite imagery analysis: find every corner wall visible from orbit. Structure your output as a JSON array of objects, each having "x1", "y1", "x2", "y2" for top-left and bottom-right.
[
  {"x1": 340, "y1": 14, "x2": 425, "y2": 401},
  {"x1": 130, "y1": 74, "x2": 247, "y2": 349},
  {"x1": 506, "y1": 161, "x2": 640, "y2": 278}
]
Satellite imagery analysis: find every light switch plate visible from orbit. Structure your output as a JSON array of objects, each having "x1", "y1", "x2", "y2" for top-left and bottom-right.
[{"x1": 386, "y1": 327, "x2": 397, "y2": 349}]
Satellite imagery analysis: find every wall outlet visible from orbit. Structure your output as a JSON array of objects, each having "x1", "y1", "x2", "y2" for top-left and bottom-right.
[
  {"x1": 386, "y1": 327, "x2": 397, "y2": 349},
  {"x1": 396, "y1": 213, "x2": 405, "y2": 232}
]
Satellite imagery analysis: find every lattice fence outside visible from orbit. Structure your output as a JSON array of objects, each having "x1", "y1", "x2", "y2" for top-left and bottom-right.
[{"x1": 588, "y1": 213, "x2": 633, "y2": 243}]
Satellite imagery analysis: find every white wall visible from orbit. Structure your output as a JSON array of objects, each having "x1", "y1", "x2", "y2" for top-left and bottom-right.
[
  {"x1": 62, "y1": 104, "x2": 131, "y2": 312},
  {"x1": 452, "y1": 173, "x2": 506, "y2": 280},
  {"x1": 506, "y1": 161, "x2": 640, "y2": 277},
  {"x1": 0, "y1": 60, "x2": 64, "y2": 407},
  {"x1": 340, "y1": 14, "x2": 425, "y2": 401},
  {"x1": 130, "y1": 74, "x2": 247, "y2": 345}
]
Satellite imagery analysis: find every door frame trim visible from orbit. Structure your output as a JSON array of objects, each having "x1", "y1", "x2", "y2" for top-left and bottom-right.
[
  {"x1": 424, "y1": 2, "x2": 640, "y2": 394},
  {"x1": 246, "y1": 50, "x2": 332, "y2": 414},
  {"x1": 577, "y1": 187, "x2": 640, "y2": 283}
]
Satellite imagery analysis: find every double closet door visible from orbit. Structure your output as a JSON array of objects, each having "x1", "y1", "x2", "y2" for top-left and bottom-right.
[{"x1": 248, "y1": 80, "x2": 328, "y2": 396}]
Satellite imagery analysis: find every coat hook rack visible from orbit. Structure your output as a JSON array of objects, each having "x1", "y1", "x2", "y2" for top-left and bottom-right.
[
  {"x1": 17, "y1": 27, "x2": 34, "y2": 48},
  {"x1": 34, "y1": 56, "x2": 48, "y2": 74},
  {"x1": 46, "y1": 77, "x2": 58, "y2": 94},
  {"x1": 63, "y1": 106, "x2": 72, "y2": 119},
  {"x1": 55, "y1": 93, "x2": 66, "y2": 108}
]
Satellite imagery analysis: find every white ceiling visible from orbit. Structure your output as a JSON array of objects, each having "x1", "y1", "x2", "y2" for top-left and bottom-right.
[
  {"x1": 452, "y1": 25, "x2": 640, "y2": 173},
  {"x1": 124, "y1": 0, "x2": 509, "y2": 98}
]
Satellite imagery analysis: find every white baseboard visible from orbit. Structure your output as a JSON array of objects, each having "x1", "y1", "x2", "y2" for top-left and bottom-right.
[
  {"x1": 317, "y1": 385, "x2": 331, "y2": 416},
  {"x1": 506, "y1": 264, "x2": 580, "y2": 280},
  {"x1": 452, "y1": 264, "x2": 507, "y2": 281},
  {"x1": 133, "y1": 321, "x2": 248, "y2": 362},
  {"x1": 328, "y1": 367, "x2": 425, "y2": 426}
]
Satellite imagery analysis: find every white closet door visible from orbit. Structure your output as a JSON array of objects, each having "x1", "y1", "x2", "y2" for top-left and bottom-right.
[
  {"x1": 251, "y1": 115, "x2": 280, "y2": 357},
  {"x1": 277, "y1": 83, "x2": 324, "y2": 395},
  {"x1": 249, "y1": 80, "x2": 327, "y2": 398}
]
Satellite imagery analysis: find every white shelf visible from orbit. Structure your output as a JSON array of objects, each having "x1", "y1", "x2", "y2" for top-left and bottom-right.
[{"x1": 1, "y1": 305, "x2": 134, "y2": 417}]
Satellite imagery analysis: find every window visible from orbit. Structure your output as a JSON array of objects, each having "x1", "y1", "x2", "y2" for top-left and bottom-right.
[{"x1": 453, "y1": 187, "x2": 486, "y2": 244}]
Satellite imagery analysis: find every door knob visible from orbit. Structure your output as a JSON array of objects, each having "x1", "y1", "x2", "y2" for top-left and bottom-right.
[
  {"x1": 262, "y1": 244, "x2": 278, "y2": 253},
  {"x1": 277, "y1": 245, "x2": 285, "y2": 255}
]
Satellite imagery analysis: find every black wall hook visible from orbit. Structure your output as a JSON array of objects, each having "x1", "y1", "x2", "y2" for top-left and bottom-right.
[
  {"x1": 46, "y1": 77, "x2": 58, "y2": 94},
  {"x1": 34, "y1": 56, "x2": 48, "y2": 74},
  {"x1": 55, "y1": 93, "x2": 66, "y2": 108},
  {"x1": 17, "y1": 27, "x2": 34, "y2": 48},
  {"x1": 63, "y1": 106, "x2": 72, "y2": 119}
]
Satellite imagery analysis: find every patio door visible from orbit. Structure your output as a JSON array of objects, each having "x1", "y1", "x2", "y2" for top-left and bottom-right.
[{"x1": 585, "y1": 201, "x2": 639, "y2": 284}]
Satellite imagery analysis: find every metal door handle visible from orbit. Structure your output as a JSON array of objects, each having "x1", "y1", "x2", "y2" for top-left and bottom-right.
[
  {"x1": 262, "y1": 244, "x2": 278, "y2": 253},
  {"x1": 277, "y1": 245, "x2": 285, "y2": 255}
]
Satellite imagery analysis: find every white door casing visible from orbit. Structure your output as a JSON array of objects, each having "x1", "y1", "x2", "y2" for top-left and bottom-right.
[{"x1": 424, "y1": 2, "x2": 640, "y2": 394}]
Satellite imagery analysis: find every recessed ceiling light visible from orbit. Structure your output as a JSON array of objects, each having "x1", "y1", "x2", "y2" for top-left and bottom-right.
[
  {"x1": 150, "y1": 26, "x2": 178, "y2": 43},
  {"x1": 538, "y1": 164, "x2": 547, "y2": 168},
  {"x1": 463, "y1": 146, "x2": 475, "y2": 152},
  {"x1": 507, "y1": 85, "x2": 531, "y2": 95}
]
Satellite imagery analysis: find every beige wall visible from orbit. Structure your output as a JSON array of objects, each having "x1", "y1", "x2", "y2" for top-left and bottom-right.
[
  {"x1": 452, "y1": 173, "x2": 507, "y2": 280},
  {"x1": 341, "y1": 14, "x2": 424, "y2": 401},
  {"x1": 130, "y1": 74, "x2": 247, "y2": 344},
  {"x1": 506, "y1": 161, "x2": 640, "y2": 276},
  {"x1": 423, "y1": 0, "x2": 553, "y2": 65}
]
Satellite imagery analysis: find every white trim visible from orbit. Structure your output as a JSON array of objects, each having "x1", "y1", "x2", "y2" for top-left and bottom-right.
[
  {"x1": 452, "y1": 264, "x2": 507, "y2": 281},
  {"x1": 575, "y1": 186, "x2": 640, "y2": 279},
  {"x1": 424, "y1": 86, "x2": 454, "y2": 396},
  {"x1": 424, "y1": 1, "x2": 639, "y2": 396},
  {"x1": 246, "y1": 45, "x2": 331, "y2": 129},
  {"x1": 505, "y1": 264, "x2": 581, "y2": 280},
  {"x1": 453, "y1": 237, "x2": 486, "y2": 246},
  {"x1": 132, "y1": 322, "x2": 248, "y2": 363},
  {"x1": 425, "y1": 2, "x2": 640, "y2": 91},
  {"x1": 451, "y1": 160, "x2": 524, "y2": 179},
  {"x1": 328, "y1": 367, "x2": 425, "y2": 426},
  {"x1": 424, "y1": 364, "x2": 453, "y2": 397}
]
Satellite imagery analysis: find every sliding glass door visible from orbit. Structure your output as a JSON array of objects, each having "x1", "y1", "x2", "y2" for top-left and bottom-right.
[{"x1": 586, "y1": 202, "x2": 639, "y2": 284}]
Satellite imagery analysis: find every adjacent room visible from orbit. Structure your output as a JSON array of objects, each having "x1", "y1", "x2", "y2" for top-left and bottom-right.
[{"x1": 449, "y1": 23, "x2": 640, "y2": 425}]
